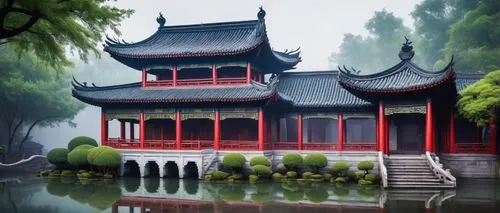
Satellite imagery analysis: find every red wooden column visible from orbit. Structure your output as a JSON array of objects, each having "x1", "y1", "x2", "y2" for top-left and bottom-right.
[
  {"x1": 449, "y1": 112, "x2": 456, "y2": 153},
  {"x1": 490, "y1": 118, "x2": 497, "y2": 155},
  {"x1": 140, "y1": 112, "x2": 145, "y2": 149},
  {"x1": 101, "y1": 110, "x2": 108, "y2": 145},
  {"x1": 378, "y1": 102, "x2": 385, "y2": 153},
  {"x1": 376, "y1": 114, "x2": 379, "y2": 150},
  {"x1": 141, "y1": 68, "x2": 146, "y2": 87},
  {"x1": 258, "y1": 109, "x2": 264, "y2": 151},
  {"x1": 425, "y1": 99, "x2": 433, "y2": 153},
  {"x1": 298, "y1": 112, "x2": 303, "y2": 150},
  {"x1": 337, "y1": 113, "x2": 344, "y2": 151},
  {"x1": 120, "y1": 121, "x2": 126, "y2": 141},
  {"x1": 246, "y1": 62, "x2": 251, "y2": 84},
  {"x1": 173, "y1": 65, "x2": 178, "y2": 86},
  {"x1": 212, "y1": 64, "x2": 217, "y2": 85},
  {"x1": 214, "y1": 109, "x2": 220, "y2": 150},
  {"x1": 130, "y1": 122, "x2": 135, "y2": 140},
  {"x1": 176, "y1": 110, "x2": 182, "y2": 150}
]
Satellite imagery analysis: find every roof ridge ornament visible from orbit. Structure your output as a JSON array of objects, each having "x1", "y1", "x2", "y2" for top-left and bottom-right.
[
  {"x1": 398, "y1": 36, "x2": 415, "y2": 60},
  {"x1": 156, "y1": 12, "x2": 166, "y2": 28},
  {"x1": 258, "y1": 6, "x2": 266, "y2": 21}
]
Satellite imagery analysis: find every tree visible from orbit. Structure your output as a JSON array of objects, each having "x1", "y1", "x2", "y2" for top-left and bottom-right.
[
  {"x1": 0, "y1": 46, "x2": 84, "y2": 157},
  {"x1": 330, "y1": 10, "x2": 412, "y2": 73},
  {"x1": 457, "y1": 70, "x2": 500, "y2": 126},
  {"x1": 0, "y1": 0, "x2": 133, "y2": 72},
  {"x1": 439, "y1": 0, "x2": 500, "y2": 72}
]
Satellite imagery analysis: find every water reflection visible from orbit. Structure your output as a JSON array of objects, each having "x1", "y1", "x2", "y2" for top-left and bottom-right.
[{"x1": 0, "y1": 176, "x2": 499, "y2": 213}]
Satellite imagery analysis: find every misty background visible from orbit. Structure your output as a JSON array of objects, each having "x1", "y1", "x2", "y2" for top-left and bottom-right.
[{"x1": 32, "y1": 0, "x2": 436, "y2": 151}]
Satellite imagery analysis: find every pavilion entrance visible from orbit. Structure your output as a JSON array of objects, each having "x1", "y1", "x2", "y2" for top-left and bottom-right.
[{"x1": 389, "y1": 114, "x2": 425, "y2": 154}]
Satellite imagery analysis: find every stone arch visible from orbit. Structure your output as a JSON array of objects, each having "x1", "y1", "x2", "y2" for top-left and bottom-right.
[
  {"x1": 164, "y1": 161, "x2": 179, "y2": 178},
  {"x1": 183, "y1": 161, "x2": 199, "y2": 179},
  {"x1": 123, "y1": 160, "x2": 140, "y2": 177},
  {"x1": 145, "y1": 161, "x2": 160, "y2": 177}
]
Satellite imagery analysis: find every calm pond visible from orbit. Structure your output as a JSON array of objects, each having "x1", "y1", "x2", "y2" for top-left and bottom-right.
[{"x1": 0, "y1": 175, "x2": 499, "y2": 213}]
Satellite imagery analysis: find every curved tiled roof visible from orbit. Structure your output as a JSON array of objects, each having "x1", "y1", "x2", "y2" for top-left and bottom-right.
[
  {"x1": 276, "y1": 71, "x2": 371, "y2": 108},
  {"x1": 338, "y1": 58, "x2": 455, "y2": 93},
  {"x1": 72, "y1": 80, "x2": 275, "y2": 106},
  {"x1": 455, "y1": 72, "x2": 483, "y2": 92}
]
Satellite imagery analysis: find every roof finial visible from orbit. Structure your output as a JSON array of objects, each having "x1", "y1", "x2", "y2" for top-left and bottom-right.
[
  {"x1": 258, "y1": 6, "x2": 266, "y2": 21},
  {"x1": 399, "y1": 36, "x2": 414, "y2": 60},
  {"x1": 156, "y1": 12, "x2": 166, "y2": 27}
]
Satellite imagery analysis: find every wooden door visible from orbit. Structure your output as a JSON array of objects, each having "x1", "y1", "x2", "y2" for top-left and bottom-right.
[{"x1": 396, "y1": 114, "x2": 425, "y2": 154}]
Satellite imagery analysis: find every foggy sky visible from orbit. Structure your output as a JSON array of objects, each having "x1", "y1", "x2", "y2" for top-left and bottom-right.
[{"x1": 33, "y1": 0, "x2": 423, "y2": 151}]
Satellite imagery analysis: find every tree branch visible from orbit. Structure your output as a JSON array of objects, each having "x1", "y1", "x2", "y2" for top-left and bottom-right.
[
  {"x1": 0, "y1": 8, "x2": 43, "y2": 39},
  {"x1": 17, "y1": 116, "x2": 57, "y2": 152}
]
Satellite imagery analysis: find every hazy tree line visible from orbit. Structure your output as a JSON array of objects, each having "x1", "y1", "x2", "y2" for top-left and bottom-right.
[{"x1": 330, "y1": 0, "x2": 499, "y2": 74}]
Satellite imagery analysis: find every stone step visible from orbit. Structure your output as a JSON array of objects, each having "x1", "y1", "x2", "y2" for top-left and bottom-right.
[
  {"x1": 388, "y1": 181, "x2": 442, "y2": 185},
  {"x1": 388, "y1": 178, "x2": 441, "y2": 182},
  {"x1": 389, "y1": 173, "x2": 435, "y2": 176},
  {"x1": 387, "y1": 162, "x2": 427, "y2": 165},
  {"x1": 388, "y1": 175, "x2": 437, "y2": 179},
  {"x1": 387, "y1": 168, "x2": 432, "y2": 172},
  {"x1": 387, "y1": 165, "x2": 429, "y2": 168},
  {"x1": 389, "y1": 184, "x2": 456, "y2": 189},
  {"x1": 388, "y1": 156, "x2": 424, "y2": 160}
]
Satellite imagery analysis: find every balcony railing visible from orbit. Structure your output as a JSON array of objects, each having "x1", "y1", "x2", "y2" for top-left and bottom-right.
[
  {"x1": 273, "y1": 141, "x2": 298, "y2": 150},
  {"x1": 343, "y1": 143, "x2": 377, "y2": 151},
  {"x1": 104, "y1": 138, "x2": 140, "y2": 149},
  {"x1": 220, "y1": 140, "x2": 259, "y2": 150},
  {"x1": 145, "y1": 80, "x2": 174, "y2": 87},
  {"x1": 217, "y1": 77, "x2": 246, "y2": 85},
  {"x1": 303, "y1": 143, "x2": 337, "y2": 150},
  {"x1": 177, "y1": 78, "x2": 213, "y2": 86},
  {"x1": 181, "y1": 140, "x2": 213, "y2": 150},
  {"x1": 144, "y1": 77, "x2": 247, "y2": 87},
  {"x1": 456, "y1": 143, "x2": 491, "y2": 154}
]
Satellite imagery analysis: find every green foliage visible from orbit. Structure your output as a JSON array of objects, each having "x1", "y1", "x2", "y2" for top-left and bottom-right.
[
  {"x1": 335, "y1": 177, "x2": 347, "y2": 183},
  {"x1": 355, "y1": 171, "x2": 366, "y2": 180},
  {"x1": 209, "y1": 171, "x2": 230, "y2": 180},
  {"x1": 286, "y1": 171, "x2": 298, "y2": 179},
  {"x1": 249, "y1": 175, "x2": 259, "y2": 184},
  {"x1": 69, "y1": 183, "x2": 96, "y2": 204},
  {"x1": 272, "y1": 173, "x2": 284, "y2": 181},
  {"x1": 364, "y1": 173, "x2": 377, "y2": 182},
  {"x1": 47, "y1": 148, "x2": 69, "y2": 167},
  {"x1": 67, "y1": 148, "x2": 90, "y2": 167},
  {"x1": 283, "y1": 189, "x2": 304, "y2": 201},
  {"x1": 281, "y1": 153, "x2": 303, "y2": 170},
  {"x1": 0, "y1": 0, "x2": 134, "y2": 72},
  {"x1": 302, "y1": 172, "x2": 314, "y2": 179},
  {"x1": 305, "y1": 188, "x2": 329, "y2": 203},
  {"x1": 103, "y1": 174, "x2": 114, "y2": 179},
  {"x1": 458, "y1": 70, "x2": 500, "y2": 126},
  {"x1": 87, "y1": 186, "x2": 122, "y2": 210},
  {"x1": 311, "y1": 174, "x2": 323, "y2": 180},
  {"x1": 303, "y1": 153, "x2": 328, "y2": 172},
  {"x1": 87, "y1": 146, "x2": 121, "y2": 168},
  {"x1": 357, "y1": 161, "x2": 375, "y2": 173},
  {"x1": 323, "y1": 173, "x2": 332, "y2": 181},
  {"x1": 40, "y1": 170, "x2": 50, "y2": 177},
  {"x1": 61, "y1": 170, "x2": 76, "y2": 177},
  {"x1": 46, "y1": 179, "x2": 71, "y2": 197},
  {"x1": 227, "y1": 173, "x2": 243, "y2": 180},
  {"x1": 332, "y1": 161, "x2": 350, "y2": 176},
  {"x1": 222, "y1": 153, "x2": 246, "y2": 172},
  {"x1": 250, "y1": 156, "x2": 270, "y2": 167},
  {"x1": 358, "y1": 180, "x2": 374, "y2": 186},
  {"x1": 252, "y1": 165, "x2": 272, "y2": 177},
  {"x1": 68, "y1": 136, "x2": 97, "y2": 151},
  {"x1": 220, "y1": 186, "x2": 246, "y2": 202},
  {"x1": 274, "y1": 163, "x2": 287, "y2": 174},
  {"x1": 79, "y1": 172, "x2": 92, "y2": 179},
  {"x1": 204, "y1": 175, "x2": 212, "y2": 181}
]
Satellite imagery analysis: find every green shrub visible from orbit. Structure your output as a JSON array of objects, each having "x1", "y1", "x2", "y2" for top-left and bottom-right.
[
  {"x1": 335, "y1": 177, "x2": 346, "y2": 183},
  {"x1": 358, "y1": 179, "x2": 374, "y2": 185},
  {"x1": 222, "y1": 153, "x2": 246, "y2": 173},
  {"x1": 305, "y1": 188, "x2": 329, "y2": 203},
  {"x1": 67, "y1": 148, "x2": 90, "y2": 167},
  {"x1": 311, "y1": 174, "x2": 323, "y2": 180},
  {"x1": 286, "y1": 171, "x2": 298, "y2": 179},
  {"x1": 284, "y1": 189, "x2": 304, "y2": 201},
  {"x1": 47, "y1": 148, "x2": 69, "y2": 167},
  {"x1": 302, "y1": 172, "x2": 314, "y2": 179},
  {"x1": 87, "y1": 146, "x2": 121, "y2": 172},
  {"x1": 303, "y1": 153, "x2": 328, "y2": 173},
  {"x1": 103, "y1": 174, "x2": 114, "y2": 179},
  {"x1": 250, "y1": 156, "x2": 270, "y2": 167},
  {"x1": 228, "y1": 173, "x2": 243, "y2": 180},
  {"x1": 78, "y1": 170, "x2": 88, "y2": 173},
  {"x1": 272, "y1": 173, "x2": 283, "y2": 181},
  {"x1": 323, "y1": 173, "x2": 332, "y2": 181},
  {"x1": 252, "y1": 165, "x2": 271, "y2": 177},
  {"x1": 364, "y1": 173, "x2": 377, "y2": 182},
  {"x1": 210, "y1": 171, "x2": 230, "y2": 180},
  {"x1": 281, "y1": 153, "x2": 303, "y2": 170},
  {"x1": 40, "y1": 170, "x2": 51, "y2": 177},
  {"x1": 249, "y1": 175, "x2": 259, "y2": 184},
  {"x1": 275, "y1": 163, "x2": 287, "y2": 174},
  {"x1": 80, "y1": 172, "x2": 92, "y2": 178},
  {"x1": 74, "y1": 144, "x2": 96, "y2": 150},
  {"x1": 68, "y1": 136, "x2": 98, "y2": 151},
  {"x1": 332, "y1": 161, "x2": 350, "y2": 176},
  {"x1": 357, "y1": 161, "x2": 374, "y2": 174},
  {"x1": 61, "y1": 170, "x2": 76, "y2": 177},
  {"x1": 204, "y1": 175, "x2": 212, "y2": 181},
  {"x1": 94, "y1": 173, "x2": 103, "y2": 177}
]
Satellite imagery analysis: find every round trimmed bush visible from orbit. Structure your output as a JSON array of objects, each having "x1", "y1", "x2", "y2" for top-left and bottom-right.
[
  {"x1": 249, "y1": 174, "x2": 259, "y2": 184},
  {"x1": 68, "y1": 148, "x2": 91, "y2": 167},
  {"x1": 222, "y1": 153, "x2": 246, "y2": 172},
  {"x1": 250, "y1": 156, "x2": 270, "y2": 167},
  {"x1": 355, "y1": 171, "x2": 366, "y2": 180},
  {"x1": 302, "y1": 172, "x2": 314, "y2": 179},
  {"x1": 252, "y1": 165, "x2": 272, "y2": 177},
  {"x1": 357, "y1": 161, "x2": 374, "y2": 174},
  {"x1": 204, "y1": 175, "x2": 212, "y2": 181},
  {"x1": 228, "y1": 173, "x2": 243, "y2": 180},
  {"x1": 286, "y1": 171, "x2": 298, "y2": 179},
  {"x1": 323, "y1": 173, "x2": 332, "y2": 181},
  {"x1": 47, "y1": 148, "x2": 69, "y2": 167},
  {"x1": 358, "y1": 179, "x2": 374, "y2": 185},
  {"x1": 68, "y1": 136, "x2": 98, "y2": 151},
  {"x1": 304, "y1": 153, "x2": 328, "y2": 173},
  {"x1": 210, "y1": 171, "x2": 230, "y2": 180},
  {"x1": 364, "y1": 173, "x2": 377, "y2": 182},
  {"x1": 87, "y1": 146, "x2": 121, "y2": 169},
  {"x1": 311, "y1": 174, "x2": 323, "y2": 180},
  {"x1": 281, "y1": 153, "x2": 303, "y2": 170},
  {"x1": 74, "y1": 144, "x2": 96, "y2": 150},
  {"x1": 332, "y1": 161, "x2": 350, "y2": 176},
  {"x1": 61, "y1": 170, "x2": 76, "y2": 177},
  {"x1": 335, "y1": 177, "x2": 346, "y2": 183},
  {"x1": 272, "y1": 173, "x2": 284, "y2": 181},
  {"x1": 274, "y1": 163, "x2": 287, "y2": 174}
]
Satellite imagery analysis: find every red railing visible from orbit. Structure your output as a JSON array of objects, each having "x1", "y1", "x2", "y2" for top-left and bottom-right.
[
  {"x1": 217, "y1": 77, "x2": 247, "y2": 85},
  {"x1": 456, "y1": 143, "x2": 491, "y2": 154},
  {"x1": 144, "y1": 140, "x2": 176, "y2": 149},
  {"x1": 145, "y1": 80, "x2": 173, "y2": 87},
  {"x1": 177, "y1": 78, "x2": 213, "y2": 86},
  {"x1": 181, "y1": 140, "x2": 213, "y2": 150},
  {"x1": 303, "y1": 143, "x2": 337, "y2": 150},
  {"x1": 103, "y1": 138, "x2": 140, "y2": 149},
  {"x1": 343, "y1": 143, "x2": 377, "y2": 151},
  {"x1": 220, "y1": 140, "x2": 259, "y2": 150},
  {"x1": 273, "y1": 142, "x2": 298, "y2": 150}
]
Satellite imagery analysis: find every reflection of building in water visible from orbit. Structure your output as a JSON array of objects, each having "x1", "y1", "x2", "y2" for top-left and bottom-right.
[{"x1": 72, "y1": 7, "x2": 498, "y2": 189}]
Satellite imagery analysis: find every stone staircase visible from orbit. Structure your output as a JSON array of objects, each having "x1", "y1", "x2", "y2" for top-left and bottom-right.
[{"x1": 386, "y1": 155, "x2": 455, "y2": 188}]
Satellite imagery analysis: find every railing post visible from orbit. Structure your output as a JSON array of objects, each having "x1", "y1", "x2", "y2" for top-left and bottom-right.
[
  {"x1": 173, "y1": 65, "x2": 178, "y2": 87},
  {"x1": 214, "y1": 109, "x2": 220, "y2": 150},
  {"x1": 490, "y1": 118, "x2": 497, "y2": 155},
  {"x1": 449, "y1": 111, "x2": 456, "y2": 153},
  {"x1": 140, "y1": 111, "x2": 145, "y2": 149},
  {"x1": 101, "y1": 109, "x2": 108, "y2": 145},
  {"x1": 212, "y1": 64, "x2": 217, "y2": 85},
  {"x1": 246, "y1": 62, "x2": 251, "y2": 84},
  {"x1": 338, "y1": 113, "x2": 344, "y2": 151},
  {"x1": 258, "y1": 109, "x2": 264, "y2": 151},
  {"x1": 425, "y1": 99, "x2": 433, "y2": 153},
  {"x1": 176, "y1": 110, "x2": 182, "y2": 150},
  {"x1": 298, "y1": 112, "x2": 303, "y2": 150}
]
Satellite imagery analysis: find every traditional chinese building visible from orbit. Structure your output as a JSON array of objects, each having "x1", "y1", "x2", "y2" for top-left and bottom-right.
[{"x1": 72, "y1": 8, "x2": 498, "y2": 187}]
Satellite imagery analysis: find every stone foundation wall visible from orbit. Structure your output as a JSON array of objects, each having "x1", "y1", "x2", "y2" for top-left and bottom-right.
[{"x1": 440, "y1": 154, "x2": 498, "y2": 178}]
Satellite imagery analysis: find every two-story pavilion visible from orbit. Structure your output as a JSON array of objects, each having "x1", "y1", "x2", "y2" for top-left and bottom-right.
[{"x1": 72, "y1": 8, "x2": 497, "y2": 181}]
